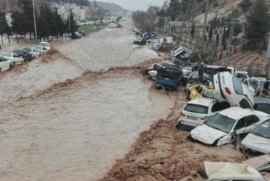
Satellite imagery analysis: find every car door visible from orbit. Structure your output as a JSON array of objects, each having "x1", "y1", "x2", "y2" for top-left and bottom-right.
[{"x1": 245, "y1": 115, "x2": 260, "y2": 132}]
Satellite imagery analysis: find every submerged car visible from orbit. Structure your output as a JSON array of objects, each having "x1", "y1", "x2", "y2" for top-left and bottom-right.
[
  {"x1": 12, "y1": 49, "x2": 32, "y2": 61},
  {"x1": 133, "y1": 37, "x2": 146, "y2": 45},
  {"x1": 204, "y1": 162, "x2": 270, "y2": 181},
  {"x1": 183, "y1": 71, "x2": 212, "y2": 87},
  {"x1": 0, "y1": 52, "x2": 24, "y2": 65},
  {"x1": 243, "y1": 155, "x2": 270, "y2": 173},
  {"x1": 214, "y1": 72, "x2": 254, "y2": 109},
  {"x1": 0, "y1": 56, "x2": 12, "y2": 72},
  {"x1": 189, "y1": 107, "x2": 269, "y2": 146},
  {"x1": 23, "y1": 47, "x2": 41, "y2": 58},
  {"x1": 241, "y1": 120, "x2": 270, "y2": 154},
  {"x1": 176, "y1": 97, "x2": 230, "y2": 130},
  {"x1": 38, "y1": 41, "x2": 51, "y2": 50}
]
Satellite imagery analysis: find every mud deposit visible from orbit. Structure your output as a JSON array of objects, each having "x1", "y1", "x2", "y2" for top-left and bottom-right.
[{"x1": 101, "y1": 120, "x2": 244, "y2": 181}]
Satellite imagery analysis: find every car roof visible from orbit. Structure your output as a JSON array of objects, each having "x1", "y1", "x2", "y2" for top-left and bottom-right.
[
  {"x1": 204, "y1": 162, "x2": 264, "y2": 180},
  {"x1": 254, "y1": 97, "x2": 270, "y2": 104},
  {"x1": 251, "y1": 77, "x2": 267, "y2": 81},
  {"x1": 236, "y1": 71, "x2": 248, "y2": 73},
  {"x1": 219, "y1": 107, "x2": 253, "y2": 120},
  {"x1": 187, "y1": 97, "x2": 216, "y2": 107}
]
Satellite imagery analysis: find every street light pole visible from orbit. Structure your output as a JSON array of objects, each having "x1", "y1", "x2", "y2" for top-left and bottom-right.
[{"x1": 32, "y1": 0, "x2": 38, "y2": 43}]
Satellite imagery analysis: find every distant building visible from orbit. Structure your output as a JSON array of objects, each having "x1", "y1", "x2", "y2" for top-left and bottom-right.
[
  {"x1": 52, "y1": 3, "x2": 91, "y2": 22},
  {"x1": 5, "y1": 13, "x2": 12, "y2": 27}
]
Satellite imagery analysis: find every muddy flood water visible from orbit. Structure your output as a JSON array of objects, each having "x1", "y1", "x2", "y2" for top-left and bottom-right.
[{"x1": 0, "y1": 20, "x2": 178, "y2": 181}]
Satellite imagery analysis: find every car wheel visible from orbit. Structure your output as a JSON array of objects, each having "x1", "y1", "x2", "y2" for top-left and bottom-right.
[
  {"x1": 175, "y1": 122, "x2": 182, "y2": 130},
  {"x1": 0, "y1": 68, "x2": 1, "y2": 72}
]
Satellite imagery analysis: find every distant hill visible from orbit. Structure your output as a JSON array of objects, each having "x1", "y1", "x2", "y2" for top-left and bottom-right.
[{"x1": 92, "y1": 1, "x2": 131, "y2": 17}]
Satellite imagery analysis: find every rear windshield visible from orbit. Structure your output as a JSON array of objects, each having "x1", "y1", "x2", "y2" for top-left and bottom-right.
[
  {"x1": 232, "y1": 77, "x2": 244, "y2": 95},
  {"x1": 254, "y1": 103, "x2": 270, "y2": 114},
  {"x1": 251, "y1": 121, "x2": 270, "y2": 139},
  {"x1": 184, "y1": 104, "x2": 208, "y2": 114},
  {"x1": 204, "y1": 113, "x2": 236, "y2": 133}
]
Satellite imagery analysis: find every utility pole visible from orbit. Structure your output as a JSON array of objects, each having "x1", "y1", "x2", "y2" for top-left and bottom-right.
[
  {"x1": 266, "y1": 33, "x2": 270, "y2": 79},
  {"x1": 93, "y1": 0, "x2": 96, "y2": 24},
  {"x1": 32, "y1": 0, "x2": 38, "y2": 43}
]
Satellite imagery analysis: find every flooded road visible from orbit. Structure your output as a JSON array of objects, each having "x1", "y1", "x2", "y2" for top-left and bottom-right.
[
  {"x1": 0, "y1": 72, "x2": 175, "y2": 181},
  {"x1": 0, "y1": 20, "x2": 175, "y2": 181},
  {"x1": 57, "y1": 20, "x2": 158, "y2": 71}
]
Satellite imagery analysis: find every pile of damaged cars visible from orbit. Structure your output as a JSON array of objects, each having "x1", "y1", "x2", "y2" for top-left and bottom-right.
[
  {"x1": 180, "y1": 158, "x2": 270, "y2": 181},
  {"x1": 176, "y1": 68, "x2": 270, "y2": 154},
  {"x1": 146, "y1": 46, "x2": 193, "y2": 90}
]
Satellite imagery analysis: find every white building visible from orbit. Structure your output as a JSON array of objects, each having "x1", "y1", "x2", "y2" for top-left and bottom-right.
[{"x1": 52, "y1": 3, "x2": 90, "y2": 22}]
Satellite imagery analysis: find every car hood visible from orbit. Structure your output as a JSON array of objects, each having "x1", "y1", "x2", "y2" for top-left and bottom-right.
[
  {"x1": 241, "y1": 133, "x2": 270, "y2": 154},
  {"x1": 190, "y1": 124, "x2": 227, "y2": 145}
]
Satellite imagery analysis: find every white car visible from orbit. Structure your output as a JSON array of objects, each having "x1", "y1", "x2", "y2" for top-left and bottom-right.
[
  {"x1": 204, "y1": 162, "x2": 269, "y2": 181},
  {"x1": 0, "y1": 56, "x2": 12, "y2": 72},
  {"x1": 33, "y1": 46, "x2": 47, "y2": 54},
  {"x1": 0, "y1": 52, "x2": 24, "y2": 65},
  {"x1": 176, "y1": 97, "x2": 230, "y2": 129},
  {"x1": 170, "y1": 46, "x2": 183, "y2": 57},
  {"x1": 189, "y1": 107, "x2": 269, "y2": 146},
  {"x1": 23, "y1": 47, "x2": 41, "y2": 58},
  {"x1": 213, "y1": 72, "x2": 254, "y2": 109},
  {"x1": 235, "y1": 70, "x2": 249, "y2": 81},
  {"x1": 38, "y1": 42, "x2": 51, "y2": 50},
  {"x1": 241, "y1": 120, "x2": 270, "y2": 154}
]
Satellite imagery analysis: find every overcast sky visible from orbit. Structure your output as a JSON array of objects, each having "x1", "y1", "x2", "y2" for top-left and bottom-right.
[{"x1": 99, "y1": 0, "x2": 166, "y2": 11}]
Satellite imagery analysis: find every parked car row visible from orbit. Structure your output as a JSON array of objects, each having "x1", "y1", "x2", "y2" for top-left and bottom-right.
[{"x1": 0, "y1": 41, "x2": 51, "y2": 72}]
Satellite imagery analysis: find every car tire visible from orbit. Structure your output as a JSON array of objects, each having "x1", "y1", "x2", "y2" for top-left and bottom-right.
[
  {"x1": 0, "y1": 68, "x2": 1, "y2": 72},
  {"x1": 175, "y1": 122, "x2": 182, "y2": 130}
]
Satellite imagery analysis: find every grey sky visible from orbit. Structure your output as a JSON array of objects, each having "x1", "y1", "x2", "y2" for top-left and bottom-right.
[{"x1": 99, "y1": 0, "x2": 166, "y2": 11}]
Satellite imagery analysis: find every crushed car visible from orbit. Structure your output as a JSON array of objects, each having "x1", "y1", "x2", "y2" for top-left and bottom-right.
[
  {"x1": 189, "y1": 107, "x2": 269, "y2": 146},
  {"x1": 213, "y1": 72, "x2": 254, "y2": 109},
  {"x1": 176, "y1": 97, "x2": 230, "y2": 130},
  {"x1": 133, "y1": 37, "x2": 146, "y2": 45},
  {"x1": 187, "y1": 84, "x2": 215, "y2": 100},
  {"x1": 156, "y1": 66, "x2": 182, "y2": 90},
  {"x1": 243, "y1": 155, "x2": 270, "y2": 173},
  {"x1": 241, "y1": 120, "x2": 270, "y2": 154},
  {"x1": 253, "y1": 97, "x2": 270, "y2": 115},
  {"x1": 179, "y1": 161, "x2": 270, "y2": 181}
]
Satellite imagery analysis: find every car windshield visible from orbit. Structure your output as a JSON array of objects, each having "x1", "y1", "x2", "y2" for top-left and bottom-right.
[
  {"x1": 251, "y1": 121, "x2": 270, "y2": 139},
  {"x1": 204, "y1": 113, "x2": 236, "y2": 133},
  {"x1": 232, "y1": 76, "x2": 244, "y2": 95},
  {"x1": 23, "y1": 48, "x2": 31, "y2": 52},
  {"x1": 0, "y1": 52, "x2": 11, "y2": 57},
  {"x1": 254, "y1": 103, "x2": 270, "y2": 114},
  {"x1": 184, "y1": 104, "x2": 208, "y2": 114},
  {"x1": 40, "y1": 43, "x2": 49, "y2": 47},
  {"x1": 14, "y1": 50, "x2": 23, "y2": 54}
]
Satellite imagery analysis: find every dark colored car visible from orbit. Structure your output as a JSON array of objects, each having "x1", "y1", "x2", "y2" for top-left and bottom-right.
[
  {"x1": 170, "y1": 57, "x2": 184, "y2": 67},
  {"x1": 141, "y1": 32, "x2": 157, "y2": 40},
  {"x1": 12, "y1": 49, "x2": 32, "y2": 61},
  {"x1": 133, "y1": 37, "x2": 146, "y2": 45},
  {"x1": 153, "y1": 61, "x2": 176, "y2": 71},
  {"x1": 253, "y1": 96, "x2": 270, "y2": 114},
  {"x1": 156, "y1": 67, "x2": 183, "y2": 90}
]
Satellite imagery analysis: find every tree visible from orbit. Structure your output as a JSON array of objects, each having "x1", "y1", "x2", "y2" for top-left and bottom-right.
[
  {"x1": 246, "y1": 0, "x2": 270, "y2": 49},
  {"x1": 239, "y1": 0, "x2": 252, "y2": 12},
  {"x1": 168, "y1": 0, "x2": 181, "y2": 21},
  {"x1": 0, "y1": 11, "x2": 8, "y2": 44}
]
